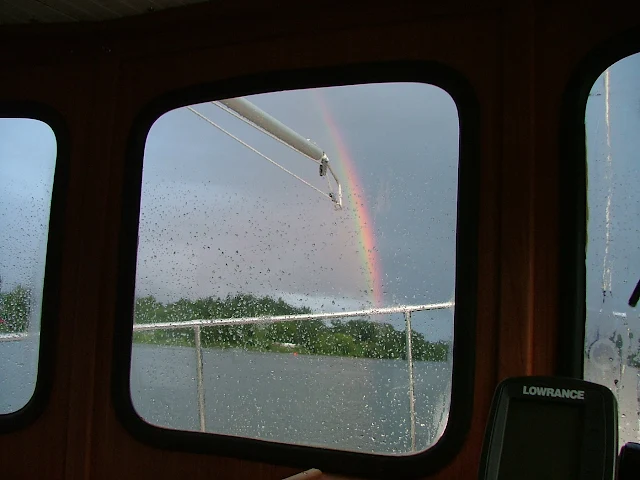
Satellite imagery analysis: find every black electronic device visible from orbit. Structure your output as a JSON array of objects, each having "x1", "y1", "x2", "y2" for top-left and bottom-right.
[{"x1": 478, "y1": 376, "x2": 617, "y2": 480}]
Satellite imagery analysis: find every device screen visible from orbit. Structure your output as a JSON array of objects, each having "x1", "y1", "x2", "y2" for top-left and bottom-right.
[{"x1": 497, "y1": 399, "x2": 584, "y2": 480}]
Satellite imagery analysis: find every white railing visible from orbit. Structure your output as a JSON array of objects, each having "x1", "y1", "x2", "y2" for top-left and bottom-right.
[
  {"x1": 0, "y1": 332, "x2": 32, "y2": 342},
  {"x1": 0, "y1": 301, "x2": 454, "y2": 451},
  {"x1": 133, "y1": 301, "x2": 454, "y2": 451}
]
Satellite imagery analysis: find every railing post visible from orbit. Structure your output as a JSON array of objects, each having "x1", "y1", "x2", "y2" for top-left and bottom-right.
[
  {"x1": 637, "y1": 371, "x2": 640, "y2": 442},
  {"x1": 405, "y1": 311, "x2": 417, "y2": 452},
  {"x1": 194, "y1": 325, "x2": 206, "y2": 432}
]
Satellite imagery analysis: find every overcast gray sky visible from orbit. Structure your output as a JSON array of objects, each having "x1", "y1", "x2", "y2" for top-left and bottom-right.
[
  {"x1": 136, "y1": 83, "x2": 459, "y2": 338},
  {"x1": 0, "y1": 82, "x2": 460, "y2": 340},
  {"x1": 0, "y1": 117, "x2": 55, "y2": 329},
  {"x1": 4, "y1": 60, "x2": 639, "y2": 344}
]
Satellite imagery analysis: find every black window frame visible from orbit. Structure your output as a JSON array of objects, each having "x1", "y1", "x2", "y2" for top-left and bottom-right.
[
  {"x1": 112, "y1": 61, "x2": 480, "y2": 479},
  {"x1": 0, "y1": 102, "x2": 68, "y2": 432},
  {"x1": 559, "y1": 27, "x2": 640, "y2": 378}
]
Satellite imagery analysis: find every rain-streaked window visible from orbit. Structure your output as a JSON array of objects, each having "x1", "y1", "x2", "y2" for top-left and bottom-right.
[
  {"x1": 0, "y1": 118, "x2": 57, "y2": 414},
  {"x1": 131, "y1": 83, "x2": 459, "y2": 454},
  {"x1": 583, "y1": 53, "x2": 640, "y2": 449}
]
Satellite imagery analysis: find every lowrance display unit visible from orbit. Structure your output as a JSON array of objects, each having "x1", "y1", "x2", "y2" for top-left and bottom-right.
[{"x1": 478, "y1": 376, "x2": 617, "y2": 480}]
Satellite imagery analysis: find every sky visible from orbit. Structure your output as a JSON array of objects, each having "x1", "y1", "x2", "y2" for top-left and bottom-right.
[
  {"x1": 136, "y1": 82, "x2": 459, "y2": 339},
  {"x1": 5, "y1": 60, "x2": 639, "y2": 345},
  {"x1": 0, "y1": 118, "x2": 55, "y2": 332},
  {"x1": 0, "y1": 82, "x2": 460, "y2": 340}
]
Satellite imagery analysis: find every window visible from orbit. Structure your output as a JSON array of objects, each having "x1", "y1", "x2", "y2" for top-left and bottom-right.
[
  {"x1": 0, "y1": 117, "x2": 57, "y2": 416},
  {"x1": 117, "y1": 67, "x2": 479, "y2": 475},
  {"x1": 583, "y1": 52, "x2": 640, "y2": 448}
]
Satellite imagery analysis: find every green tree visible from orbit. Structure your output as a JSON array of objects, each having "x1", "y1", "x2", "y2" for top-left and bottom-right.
[
  {"x1": 0, "y1": 285, "x2": 31, "y2": 333},
  {"x1": 131, "y1": 292, "x2": 451, "y2": 362}
]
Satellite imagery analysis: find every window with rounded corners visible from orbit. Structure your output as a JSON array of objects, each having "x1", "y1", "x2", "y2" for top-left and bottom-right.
[
  {"x1": 582, "y1": 52, "x2": 640, "y2": 448},
  {"x1": 559, "y1": 28, "x2": 640, "y2": 454},
  {"x1": 113, "y1": 63, "x2": 479, "y2": 478},
  {"x1": 0, "y1": 105, "x2": 66, "y2": 431}
]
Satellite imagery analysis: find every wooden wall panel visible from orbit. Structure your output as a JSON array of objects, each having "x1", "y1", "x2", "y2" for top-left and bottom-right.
[
  {"x1": 0, "y1": 1, "x2": 639, "y2": 479},
  {"x1": 497, "y1": 1, "x2": 537, "y2": 379}
]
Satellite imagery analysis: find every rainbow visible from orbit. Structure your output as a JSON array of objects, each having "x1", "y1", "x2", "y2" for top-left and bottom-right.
[{"x1": 313, "y1": 91, "x2": 384, "y2": 308}]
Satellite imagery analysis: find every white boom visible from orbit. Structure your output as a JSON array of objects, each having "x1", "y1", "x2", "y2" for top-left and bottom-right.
[
  {"x1": 210, "y1": 97, "x2": 343, "y2": 208},
  {"x1": 219, "y1": 98, "x2": 324, "y2": 162}
]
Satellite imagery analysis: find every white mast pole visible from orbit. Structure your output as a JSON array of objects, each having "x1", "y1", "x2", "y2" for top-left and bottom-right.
[{"x1": 602, "y1": 69, "x2": 613, "y2": 302}]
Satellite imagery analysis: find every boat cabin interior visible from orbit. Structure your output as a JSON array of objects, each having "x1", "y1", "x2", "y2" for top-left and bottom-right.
[{"x1": 1, "y1": 0, "x2": 640, "y2": 478}]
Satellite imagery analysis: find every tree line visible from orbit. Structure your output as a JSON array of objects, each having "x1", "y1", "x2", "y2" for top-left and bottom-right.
[
  {"x1": 0, "y1": 284, "x2": 450, "y2": 362},
  {"x1": 133, "y1": 293, "x2": 450, "y2": 361}
]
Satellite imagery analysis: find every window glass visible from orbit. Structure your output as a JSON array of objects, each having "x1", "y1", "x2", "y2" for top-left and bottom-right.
[
  {"x1": 131, "y1": 83, "x2": 459, "y2": 454},
  {"x1": 0, "y1": 118, "x2": 57, "y2": 414},
  {"x1": 584, "y1": 53, "x2": 640, "y2": 448}
]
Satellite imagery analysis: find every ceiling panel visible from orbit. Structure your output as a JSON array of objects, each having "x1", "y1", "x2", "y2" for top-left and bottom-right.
[{"x1": 0, "y1": 0, "x2": 209, "y2": 25}]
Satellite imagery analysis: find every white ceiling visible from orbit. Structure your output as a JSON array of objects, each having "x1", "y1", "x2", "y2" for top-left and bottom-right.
[{"x1": 0, "y1": 0, "x2": 208, "y2": 25}]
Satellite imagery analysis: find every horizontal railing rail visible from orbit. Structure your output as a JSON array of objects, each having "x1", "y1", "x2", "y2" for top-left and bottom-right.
[
  {"x1": 131, "y1": 302, "x2": 454, "y2": 332},
  {"x1": 0, "y1": 332, "x2": 31, "y2": 342}
]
